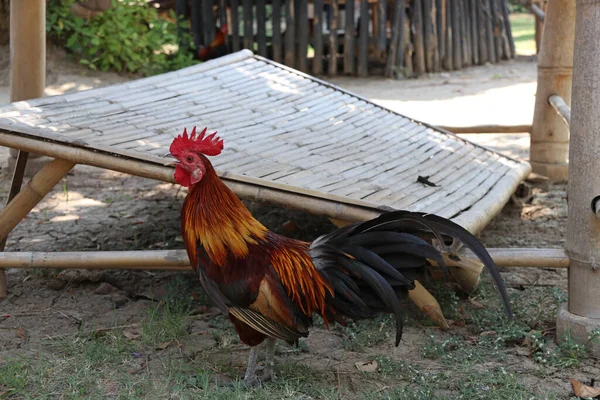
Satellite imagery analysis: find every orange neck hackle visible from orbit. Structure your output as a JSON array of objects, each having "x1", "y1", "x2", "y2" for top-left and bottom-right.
[{"x1": 182, "y1": 159, "x2": 268, "y2": 267}]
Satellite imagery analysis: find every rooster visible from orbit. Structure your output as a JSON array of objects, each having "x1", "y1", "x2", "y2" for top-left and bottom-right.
[
  {"x1": 168, "y1": 127, "x2": 512, "y2": 386},
  {"x1": 197, "y1": 24, "x2": 229, "y2": 62}
]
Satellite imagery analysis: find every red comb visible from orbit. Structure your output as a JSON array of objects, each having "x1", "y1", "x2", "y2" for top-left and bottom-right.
[{"x1": 170, "y1": 126, "x2": 224, "y2": 156}]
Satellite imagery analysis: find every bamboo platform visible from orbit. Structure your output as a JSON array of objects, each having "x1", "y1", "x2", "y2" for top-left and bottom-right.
[{"x1": 0, "y1": 50, "x2": 530, "y2": 237}]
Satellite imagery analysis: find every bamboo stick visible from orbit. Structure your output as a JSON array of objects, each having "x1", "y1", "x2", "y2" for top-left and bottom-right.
[
  {"x1": 548, "y1": 94, "x2": 571, "y2": 127},
  {"x1": 377, "y1": 0, "x2": 386, "y2": 59},
  {"x1": 297, "y1": 0, "x2": 309, "y2": 72},
  {"x1": 477, "y1": 0, "x2": 488, "y2": 64},
  {"x1": 485, "y1": 0, "x2": 496, "y2": 63},
  {"x1": 231, "y1": 0, "x2": 240, "y2": 51},
  {"x1": 412, "y1": 0, "x2": 426, "y2": 75},
  {"x1": 0, "y1": 248, "x2": 571, "y2": 270},
  {"x1": 385, "y1": 0, "x2": 406, "y2": 78},
  {"x1": 272, "y1": 0, "x2": 282, "y2": 62},
  {"x1": 344, "y1": 0, "x2": 355, "y2": 74},
  {"x1": 436, "y1": 0, "x2": 445, "y2": 65},
  {"x1": 0, "y1": 159, "x2": 75, "y2": 245},
  {"x1": 285, "y1": 0, "x2": 295, "y2": 67},
  {"x1": 408, "y1": 281, "x2": 450, "y2": 329},
  {"x1": 500, "y1": 0, "x2": 515, "y2": 58},
  {"x1": 451, "y1": 0, "x2": 461, "y2": 69},
  {"x1": 202, "y1": 0, "x2": 215, "y2": 45},
  {"x1": 243, "y1": 0, "x2": 253, "y2": 49},
  {"x1": 444, "y1": 0, "x2": 453, "y2": 70},
  {"x1": 190, "y1": 0, "x2": 202, "y2": 48},
  {"x1": 358, "y1": 0, "x2": 369, "y2": 77},
  {"x1": 438, "y1": 124, "x2": 532, "y2": 134},
  {"x1": 328, "y1": 0, "x2": 339, "y2": 76},
  {"x1": 256, "y1": 0, "x2": 267, "y2": 56},
  {"x1": 312, "y1": 0, "x2": 323, "y2": 75},
  {"x1": 470, "y1": 0, "x2": 479, "y2": 65}
]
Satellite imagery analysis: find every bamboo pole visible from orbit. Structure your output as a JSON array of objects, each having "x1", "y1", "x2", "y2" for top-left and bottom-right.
[
  {"x1": 438, "y1": 124, "x2": 532, "y2": 133},
  {"x1": 385, "y1": 0, "x2": 406, "y2": 78},
  {"x1": 408, "y1": 281, "x2": 450, "y2": 329},
  {"x1": 328, "y1": 0, "x2": 338, "y2": 76},
  {"x1": 548, "y1": 94, "x2": 571, "y2": 128},
  {"x1": 564, "y1": 0, "x2": 600, "y2": 319},
  {"x1": 530, "y1": 0, "x2": 575, "y2": 182},
  {"x1": 0, "y1": 248, "x2": 571, "y2": 270},
  {"x1": 0, "y1": 159, "x2": 75, "y2": 245}
]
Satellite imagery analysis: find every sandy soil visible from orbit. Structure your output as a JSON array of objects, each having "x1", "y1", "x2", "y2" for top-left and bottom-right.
[{"x1": 1, "y1": 46, "x2": 586, "y2": 398}]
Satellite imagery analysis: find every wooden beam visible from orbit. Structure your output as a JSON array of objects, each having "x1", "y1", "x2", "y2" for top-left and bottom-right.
[{"x1": 530, "y1": 0, "x2": 575, "y2": 182}]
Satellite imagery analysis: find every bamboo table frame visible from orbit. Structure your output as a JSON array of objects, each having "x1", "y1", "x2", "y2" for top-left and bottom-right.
[{"x1": 0, "y1": 50, "x2": 531, "y2": 297}]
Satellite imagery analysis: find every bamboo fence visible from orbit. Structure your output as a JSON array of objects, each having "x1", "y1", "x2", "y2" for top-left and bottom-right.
[{"x1": 184, "y1": 0, "x2": 516, "y2": 78}]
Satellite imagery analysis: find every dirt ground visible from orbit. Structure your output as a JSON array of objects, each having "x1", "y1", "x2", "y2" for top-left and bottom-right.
[{"x1": 0, "y1": 46, "x2": 593, "y2": 399}]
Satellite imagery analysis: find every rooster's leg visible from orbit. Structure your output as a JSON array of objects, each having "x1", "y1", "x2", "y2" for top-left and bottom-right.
[
  {"x1": 260, "y1": 337, "x2": 276, "y2": 382},
  {"x1": 242, "y1": 346, "x2": 260, "y2": 386}
]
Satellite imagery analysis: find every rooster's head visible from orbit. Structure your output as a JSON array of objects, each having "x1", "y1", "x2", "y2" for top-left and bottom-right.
[{"x1": 168, "y1": 126, "x2": 223, "y2": 187}]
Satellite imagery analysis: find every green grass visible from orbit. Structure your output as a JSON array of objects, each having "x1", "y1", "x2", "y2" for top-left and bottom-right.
[
  {"x1": 510, "y1": 14, "x2": 537, "y2": 56},
  {"x1": 1, "y1": 274, "x2": 595, "y2": 399}
]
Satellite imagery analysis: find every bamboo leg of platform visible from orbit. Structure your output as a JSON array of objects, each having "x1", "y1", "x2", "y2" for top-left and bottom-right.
[
  {"x1": 0, "y1": 158, "x2": 74, "y2": 296},
  {"x1": 0, "y1": 159, "x2": 74, "y2": 244},
  {"x1": 409, "y1": 280, "x2": 450, "y2": 329},
  {"x1": 0, "y1": 151, "x2": 30, "y2": 298}
]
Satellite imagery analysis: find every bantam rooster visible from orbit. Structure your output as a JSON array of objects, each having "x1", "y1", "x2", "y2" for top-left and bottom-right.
[
  {"x1": 168, "y1": 127, "x2": 512, "y2": 386},
  {"x1": 197, "y1": 24, "x2": 229, "y2": 62}
]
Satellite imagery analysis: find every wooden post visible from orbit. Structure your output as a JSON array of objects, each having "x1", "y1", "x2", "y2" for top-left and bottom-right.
[
  {"x1": 558, "y1": 0, "x2": 600, "y2": 354},
  {"x1": 530, "y1": 0, "x2": 575, "y2": 182}
]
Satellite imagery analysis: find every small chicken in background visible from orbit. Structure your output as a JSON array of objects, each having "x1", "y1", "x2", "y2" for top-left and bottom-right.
[
  {"x1": 168, "y1": 127, "x2": 512, "y2": 386},
  {"x1": 197, "y1": 24, "x2": 229, "y2": 62}
]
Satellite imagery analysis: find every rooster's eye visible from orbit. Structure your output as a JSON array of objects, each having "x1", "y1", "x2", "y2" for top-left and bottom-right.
[{"x1": 186, "y1": 156, "x2": 193, "y2": 163}]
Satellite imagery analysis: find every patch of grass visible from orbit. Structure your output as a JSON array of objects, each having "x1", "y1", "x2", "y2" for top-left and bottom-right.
[
  {"x1": 510, "y1": 14, "x2": 536, "y2": 56},
  {"x1": 335, "y1": 315, "x2": 395, "y2": 351}
]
